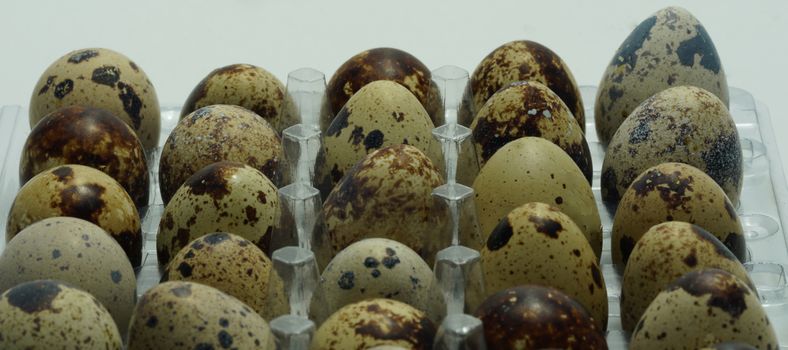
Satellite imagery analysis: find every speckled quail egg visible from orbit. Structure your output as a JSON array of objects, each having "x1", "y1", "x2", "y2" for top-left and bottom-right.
[
  {"x1": 462, "y1": 40, "x2": 584, "y2": 130},
  {"x1": 0, "y1": 217, "x2": 136, "y2": 333},
  {"x1": 181, "y1": 63, "x2": 297, "y2": 132},
  {"x1": 473, "y1": 137, "x2": 602, "y2": 258},
  {"x1": 474, "y1": 285, "x2": 607, "y2": 349},
  {"x1": 158, "y1": 104, "x2": 283, "y2": 204},
  {"x1": 317, "y1": 80, "x2": 442, "y2": 197},
  {"x1": 470, "y1": 80, "x2": 591, "y2": 182},
  {"x1": 620, "y1": 221, "x2": 754, "y2": 332},
  {"x1": 481, "y1": 202, "x2": 608, "y2": 330},
  {"x1": 157, "y1": 161, "x2": 280, "y2": 264},
  {"x1": 629, "y1": 269, "x2": 778, "y2": 350},
  {"x1": 324, "y1": 47, "x2": 442, "y2": 129},
  {"x1": 127, "y1": 281, "x2": 275, "y2": 349},
  {"x1": 0, "y1": 280, "x2": 122, "y2": 349},
  {"x1": 311, "y1": 298, "x2": 436, "y2": 350},
  {"x1": 162, "y1": 232, "x2": 288, "y2": 320},
  {"x1": 310, "y1": 238, "x2": 444, "y2": 324},
  {"x1": 702, "y1": 342, "x2": 759, "y2": 350},
  {"x1": 595, "y1": 6, "x2": 728, "y2": 145},
  {"x1": 20, "y1": 105, "x2": 149, "y2": 208},
  {"x1": 29, "y1": 48, "x2": 161, "y2": 150},
  {"x1": 322, "y1": 144, "x2": 445, "y2": 267},
  {"x1": 6, "y1": 164, "x2": 142, "y2": 267},
  {"x1": 612, "y1": 162, "x2": 746, "y2": 267},
  {"x1": 601, "y1": 86, "x2": 741, "y2": 204}
]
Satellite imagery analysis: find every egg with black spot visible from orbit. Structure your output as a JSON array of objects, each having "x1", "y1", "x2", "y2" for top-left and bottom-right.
[
  {"x1": 157, "y1": 162, "x2": 279, "y2": 265},
  {"x1": 0, "y1": 280, "x2": 122, "y2": 349},
  {"x1": 629, "y1": 269, "x2": 777, "y2": 350},
  {"x1": 601, "y1": 86, "x2": 741, "y2": 204},
  {"x1": 481, "y1": 202, "x2": 607, "y2": 330},
  {"x1": 311, "y1": 298, "x2": 436, "y2": 350},
  {"x1": 701, "y1": 342, "x2": 759, "y2": 350},
  {"x1": 29, "y1": 48, "x2": 160, "y2": 150},
  {"x1": 612, "y1": 162, "x2": 746, "y2": 267},
  {"x1": 620, "y1": 222, "x2": 754, "y2": 332},
  {"x1": 594, "y1": 7, "x2": 728, "y2": 145},
  {"x1": 6, "y1": 164, "x2": 142, "y2": 267}
]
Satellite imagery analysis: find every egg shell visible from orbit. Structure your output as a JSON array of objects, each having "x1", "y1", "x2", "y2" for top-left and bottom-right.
[
  {"x1": 181, "y1": 63, "x2": 297, "y2": 133},
  {"x1": 20, "y1": 105, "x2": 149, "y2": 208},
  {"x1": 473, "y1": 137, "x2": 602, "y2": 258},
  {"x1": 629, "y1": 269, "x2": 777, "y2": 350},
  {"x1": 158, "y1": 104, "x2": 283, "y2": 204},
  {"x1": 470, "y1": 80, "x2": 592, "y2": 182},
  {"x1": 29, "y1": 48, "x2": 160, "y2": 150},
  {"x1": 157, "y1": 161, "x2": 280, "y2": 264},
  {"x1": 311, "y1": 298, "x2": 436, "y2": 350},
  {"x1": 702, "y1": 342, "x2": 759, "y2": 350},
  {"x1": 162, "y1": 232, "x2": 287, "y2": 320},
  {"x1": 612, "y1": 162, "x2": 746, "y2": 267},
  {"x1": 481, "y1": 202, "x2": 608, "y2": 330},
  {"x1": 322, "y1": 144, "x2": 445, "y2": 267},
  {"x1": 6, "y1": 164, "x2": 142, "y2": 267},
  {"x1": 474, "y1": 285, "x2": 607, "y2": 349},
  {"x1": 620, "y1": 221, "x2": 754, "y2": 332},
  {"x1": 311, "y1": 238, "x2": 444, "y2": 325},
  {"x1": 601, "y1": 86, "x2": 742, "y2": 204},
  {"x1": 0, "y1": 280, "x2": 122, "y2": 349},
  {"x1": 594, "y1": 6, "x2": 728, "y2": 145},
  {"x1": 462, "y1": 40, "x2": 584, "y2": 130}
]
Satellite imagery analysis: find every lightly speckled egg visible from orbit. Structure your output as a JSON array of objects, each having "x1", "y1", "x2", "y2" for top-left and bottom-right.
[
  {"x1": 601, "y1": 86, "x2": 742, "y2": 204},
  {"x1": 162, "y1": 232, "x2": 287, "y2": 320},
  {"x1": 127, "y1": 281, "x2": 275, "y2": 350},
  {"x1": 157, "y1": 161, "x2": 280, "y2": 265},
  {"x1": 470, "y1": 80, "x2": 592, "y2": 182},
  {"x1": 594, "y1": 6, "x2": 728, "y2": 145},
  {"x1": 310, "y1": 238, "x2": 444, "y2": 325},
  {"x1": 20, "y1": 105, "x2": 149, "y2": 208},
  {"x1": 481, "y1": 202, "x2": 608, "y2": 330},
  {"x1": 29, "y1": 47, "x2": 161, "y2": 150},
  {"x1": 0, "y1": 217, "x2": 136, "y2": 333},
  {"x1": 322, "y1": 144, "x2": 445, "y2": 267},
  {"x1": 462, "y1": 40, "x2": 584, "y2": 130},
  {"x1": 620, "y1": 221, "x2": 754, "y2": 332},
  {"x1": 311, "y1": 298, "x2": 436, "y2": 350},
  {"x1": 158, "y1": 104, "x2": 283, "y2": 204},
  {"x1": 0, "y1": 280, "x2": 122, "y2": 349},
  {"x1": 629, "y1": 269, "x2": 778, "y2": 350},
  {"x1": 474, "y1": 285, "x2": 607, "y2": 349},
  {"x1": 473, "y1": 137, "x2": 602, "y2": 259},
  {"x1": 6, "y1": 164, "x2": 142, "y2": 267},
  {"x1": 612, "y1": 162, "x2": 746, "y2": 267},
  {"x1": 180, "y1": 63, "x2": 297, "y2": 133}
]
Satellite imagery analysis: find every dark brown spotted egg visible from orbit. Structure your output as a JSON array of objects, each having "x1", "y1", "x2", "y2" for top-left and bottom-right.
[
  {"x1": 470, "y1": 80, "x2": 591, "y2": 182},
  {"x1": 20, "y1": 105, "x2": 149, "y2": 208},
  {"x1": 157, "y1": 162, "x2": 279, "y2": 265},
  {"x1": 612, "y1": 162, "x2": 746, "y2": 267},
  {"x1": 6, "y1": 164, "x2": 142, "y2": 267},
  {"x1": 595, "y1": 7, "x2": 728, "y2": 145},
  {"x1": 162, "y1": 232, "x2": 287, "y2": 320},
  {"x1": 462, "y1": 40, "x2": 584, "y2": 130},
  {"x1": 127, "y1": 281, "x2": 275, "y2": 349},
  {"x1": 29, "y1": 48, "x2": 161, "y2": 150},
  {"x1": 601, "y1": 86, "x2": 742, "y2": 204},
  {"x1": 620, "y1": 222, "x2": 754, "y2": 332},
  {"x1": 629, "y1": 269, "x2": 778, "y2": 350},
  {"x1": 474, "y1": 285, "x2": 607, "y2": 349},
  {"x1": 181, "y1": 63, "x2": 297, "y2": 133},
  {"x1": 310, "y1": 298, "x2": 436, "y2": 350},
  {"x1": 158, "y1": 104, "x2": 283, "y2": 204},
  {"x1": 481, "y1": 202, "x2": 608, "y2": 330},
  {"x1": 473, "y1": 137, "x2": 602, "y2": 258},
  {"x1": 0, "y1": 280, "x2": 121, "y2": 349}
]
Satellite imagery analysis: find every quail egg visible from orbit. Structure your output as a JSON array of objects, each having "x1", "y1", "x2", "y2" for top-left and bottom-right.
[{"x1": 702, "y1": 342, "x2": 758, "y2": 350}]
